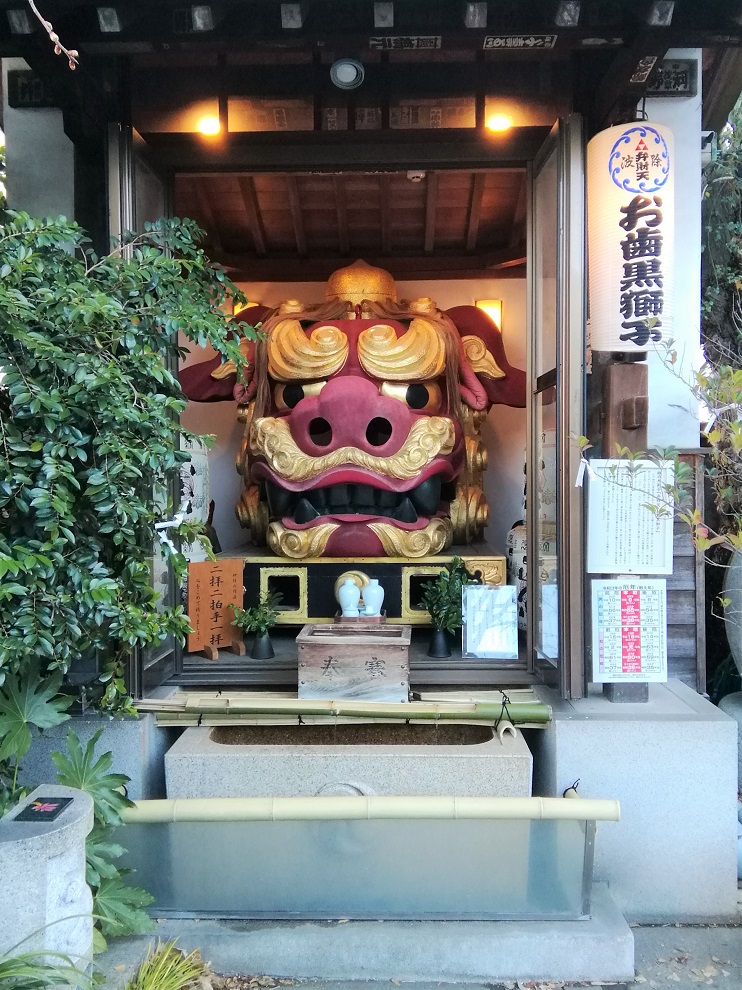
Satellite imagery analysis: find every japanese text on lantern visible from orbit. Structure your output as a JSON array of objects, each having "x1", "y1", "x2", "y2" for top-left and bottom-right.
[
  {"x1": 187, "y1": 559, "x2": 243, "y2": 653},
  {"x1": 618, "y1": 191, "x2": 664, "y2": 347},
  {"x1": 608, "y1": 125, "x2": 671, "y2": 348}
]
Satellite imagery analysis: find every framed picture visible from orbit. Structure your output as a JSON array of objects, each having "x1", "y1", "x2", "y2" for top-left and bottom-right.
[{"x1": 462, "y1": 585, "x2": 518, "y2": 660}]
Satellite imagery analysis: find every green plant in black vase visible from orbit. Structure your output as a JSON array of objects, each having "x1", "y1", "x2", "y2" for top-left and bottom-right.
[
  {"x1": 230, "y1": 590, "x2": 283, "y2": 659},
  {"x1": 419, "y1": 556, "x2": 479, "y2": 657}
]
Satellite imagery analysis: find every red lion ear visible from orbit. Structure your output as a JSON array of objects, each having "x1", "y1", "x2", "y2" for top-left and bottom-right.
[
  {"x1": 445, "y1": 305, "x2": 527, "y2": 409},
  {"x1": 179, "y1": 305, "x2": 270, "y2": 402}
]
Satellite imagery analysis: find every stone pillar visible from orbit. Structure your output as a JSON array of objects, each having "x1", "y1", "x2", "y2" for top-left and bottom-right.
[{"x1": 0, "y1": 785, "x2": 94, "y2": 967}]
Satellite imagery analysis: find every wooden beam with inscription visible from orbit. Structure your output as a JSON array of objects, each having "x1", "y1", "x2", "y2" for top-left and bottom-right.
[{"x1": 590, "y1": 33, "x2": 670, "y2": 131}]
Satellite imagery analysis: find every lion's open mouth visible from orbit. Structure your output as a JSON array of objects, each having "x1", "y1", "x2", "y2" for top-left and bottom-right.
[{"x1": 265, "y1": 475, "x2": 446, "y2": 525}]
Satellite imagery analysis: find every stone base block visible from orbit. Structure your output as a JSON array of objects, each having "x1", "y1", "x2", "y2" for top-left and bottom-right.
[
  {"x1": 101, "y1": 883, "x2": 633, "y2": 984},
  {"x1": 0, "y1": 786, "x2": 94, "y2": 968},
  {"x1": 165, "y1": 723, "x2": 533, "y2": 798},
  {"x1": 718, "y1": 691, "x2": 742, "y2": 787},
  {"x1": 530, "y1": 679, "x2": 739, "y2": 922},
  {"x1": 20, "y1": 713, "x2": 176, "y2": 801}
]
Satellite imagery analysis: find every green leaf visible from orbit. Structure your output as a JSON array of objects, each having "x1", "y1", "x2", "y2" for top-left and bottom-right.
[
  {"x1": 0, "y1": 668, "x2": 72, "y2": 762},
  {"x1": 85, "y1": 823, "x2": 126, "y2": 886},
  {"x1": 51, "y1": 728, "x2": 135, "y2": 825},
  {"x1": 93, "y1": 874, "x2": 155, "y2": 937},
  {"x1": 92, "y1": 927, "x2": 108, "y2": 955}
]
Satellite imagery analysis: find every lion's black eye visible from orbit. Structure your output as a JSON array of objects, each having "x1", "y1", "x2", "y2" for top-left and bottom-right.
[
  {"x1": 274, "y1": 380, "x2": 326, "y2": 411},
  {"x1": 379, "y1": 380, "x2": 442, "y2": 413},
  {"x1": 406, "y1": 384, "x2": 430, "y2": 409},
  {"x1": 283, "y1": 384, "x2": 304, "y2": 408}
]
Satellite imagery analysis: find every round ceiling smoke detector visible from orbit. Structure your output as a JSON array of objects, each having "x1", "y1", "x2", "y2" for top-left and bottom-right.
[{"x1": 330, "y1": 58, "x2": 365, "y2": 90}]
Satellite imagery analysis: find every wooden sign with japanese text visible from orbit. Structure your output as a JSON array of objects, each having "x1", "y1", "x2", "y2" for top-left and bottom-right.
[
  {"x1": 296, "y1": 624, "x2": 410, "y2": 703},
  {"x1": 187, "y1": 560, "x2": 244, "y2": 655}
]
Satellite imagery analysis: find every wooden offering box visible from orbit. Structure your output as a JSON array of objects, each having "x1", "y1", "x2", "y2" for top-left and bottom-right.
[{"x1": 297, "y1": 624, "x2": 411, "y2": 704}]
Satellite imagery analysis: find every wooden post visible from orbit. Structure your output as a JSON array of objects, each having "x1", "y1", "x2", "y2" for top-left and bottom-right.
[
  {"x1": 601, "y1": 360, "x2": 648, "y2": 454},
  {"x1": 602, "y1": 359, "x2": 650, "y2": 703}
]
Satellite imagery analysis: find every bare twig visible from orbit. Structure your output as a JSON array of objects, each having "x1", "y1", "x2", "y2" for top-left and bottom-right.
[{"x1": 26, "y1": 0, "x2": 79, "y2": 70}]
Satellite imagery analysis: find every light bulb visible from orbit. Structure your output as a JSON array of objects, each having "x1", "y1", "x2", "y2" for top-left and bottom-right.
[
  {"x1": 197, "y1": 116, "x2": 220, "y2": 136},
  {"x1": 486, "y1": 114, "x2": 513, "y2": 133}
]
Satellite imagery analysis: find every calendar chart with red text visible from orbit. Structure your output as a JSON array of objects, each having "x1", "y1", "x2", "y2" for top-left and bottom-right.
[{"x1": 591, "y1": 579, "x2": 667, "y2": 683}]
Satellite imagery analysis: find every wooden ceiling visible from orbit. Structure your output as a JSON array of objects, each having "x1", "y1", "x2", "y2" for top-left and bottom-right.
[{"x1": 175, "y1": 168, "x2": 527, "y2": 281}]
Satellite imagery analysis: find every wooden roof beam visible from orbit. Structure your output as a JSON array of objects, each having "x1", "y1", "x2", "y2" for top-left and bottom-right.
[
  {"x1": 334, "y1": 175, "x2": 350, "y2": 257},
  {"x1": 590, "y1": 33, "x2": 670, "y2": 132},
  {"x1": 466, "y1": 172, "x2": 486, "y2": 254},
  {"x1": 285, "y1": 175, "x2": 307, "y2": 257},
  {"x1": 380, "y1": 174, "x2": 392, "y2": 256},
  {"x1": 424, "y1": 171, "x2": 438, "y2": 255},
  {"x1": 210, "y1": 247, "x2": 527, "y2": 283},
  {"x1": 237, "y1": 176, "x2": 267, "y2": 257},
  {"x1": 194, "y1": 177, "x2": 224, "y2": 255}
]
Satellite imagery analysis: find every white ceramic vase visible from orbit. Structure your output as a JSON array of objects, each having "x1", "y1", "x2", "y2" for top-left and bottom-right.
[
  {"x1": 363, "y1": 579, "x2": 384, "y2": 617},
  {"x1": 338, "y1": 578, "x2": 361, "y2": 617}
]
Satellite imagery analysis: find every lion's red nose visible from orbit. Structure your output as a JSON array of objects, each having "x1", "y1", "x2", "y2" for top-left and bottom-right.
[{"x1": 289, "y1": 376, "x2": 411, "y2": 456}]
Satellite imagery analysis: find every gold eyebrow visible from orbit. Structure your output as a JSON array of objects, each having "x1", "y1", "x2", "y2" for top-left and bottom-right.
[
  {"x1": 357, "y1": 319, "x2": 446, "y2": 381},
  {"x1": 267, "y1": 319, "x2": 348, "y2": 381}
]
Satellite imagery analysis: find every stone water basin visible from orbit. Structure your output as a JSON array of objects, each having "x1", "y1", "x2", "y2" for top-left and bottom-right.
[{"x1": 164, "y1": 722, "x2": 533, "y2": 798}]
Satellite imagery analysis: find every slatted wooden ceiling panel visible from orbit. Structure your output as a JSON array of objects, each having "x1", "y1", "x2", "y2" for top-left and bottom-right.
[{"x1": 174, "y1": 168, "x2": 527, "y2": 280}]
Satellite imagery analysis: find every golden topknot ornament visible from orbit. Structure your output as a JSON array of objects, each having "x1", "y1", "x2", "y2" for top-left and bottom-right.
[{"x1": 325, "y1": 259, "x2": 397, "y2": 306}]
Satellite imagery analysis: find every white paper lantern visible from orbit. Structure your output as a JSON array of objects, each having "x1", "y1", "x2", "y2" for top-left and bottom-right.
[
  {"x1": 180, "y1": 438, "x2": 210, "y2": 563},
  {"x1": 587, "y1": 122, "x2": 674, "y2": 353}
]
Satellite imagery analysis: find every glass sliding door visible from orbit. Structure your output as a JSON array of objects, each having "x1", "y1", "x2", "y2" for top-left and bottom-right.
[
  {"x1": 108, "y1": 124, "x2": 181, "y2": 696},
  {"x1": 527, "y1": 116, "x2": 586, "y2": 699}
]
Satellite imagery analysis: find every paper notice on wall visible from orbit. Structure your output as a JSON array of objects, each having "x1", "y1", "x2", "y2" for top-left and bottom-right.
[
  {"x1": 587, "y1": 459, "x2": 674, "y2": 574},
  {"x1": 591, "y1": 579, "x2": 667, "y2": 683},
  {"x1": 462, "y1": 585, "x2": 518, "y2": 660}
]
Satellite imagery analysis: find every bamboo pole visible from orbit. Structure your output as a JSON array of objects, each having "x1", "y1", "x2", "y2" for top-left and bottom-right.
[
  {"x1": 122, "y1": 795, "x2": 619, "y2": 824},
  {"x1": 140, "y1": 697, "x2": 552, "y2": 725}
]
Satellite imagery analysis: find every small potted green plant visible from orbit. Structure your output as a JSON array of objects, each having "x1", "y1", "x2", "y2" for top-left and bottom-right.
[
  {"x1": 230, "y1": 590, "x2": 283, "y2": 659},
  {"x1": 418, "y1": 556, "x2": 479, "y2": 658}
]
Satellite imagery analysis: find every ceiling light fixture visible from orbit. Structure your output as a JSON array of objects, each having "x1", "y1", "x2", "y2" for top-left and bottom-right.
[
  {"x1": 555, "y1": 1, "x2": 581, "y2": 27},
  {"x1": 197, "y1": 115, "x2": 221, "y2": 136},
  {"x1": 374, "y1": 2, "x2": 394, "y2": 28},
  {"x1": 646, "y1": 1, "x2": 675, "y2": 26},
  {"x1": 330, "y1": 58, "x2": 365, "y2": 90},
  {"x1": 191, "y1": 5, "x2": 214, "y2": 31},
  {"x1": 96, "y1": 7, "x2": 122, "y2": 32},
  {"x1": 281, "y1": 3, "x2": 306, "y2": 30},
  {"x1": 464, "y1": 3, "x2": 487, "y2": 29},
  {"x1": 486, "y1": 114, "x2": 513, "y2": 132},
  {"x1": 7, "y1": 9, "x2": 34, "y2": 34}
]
